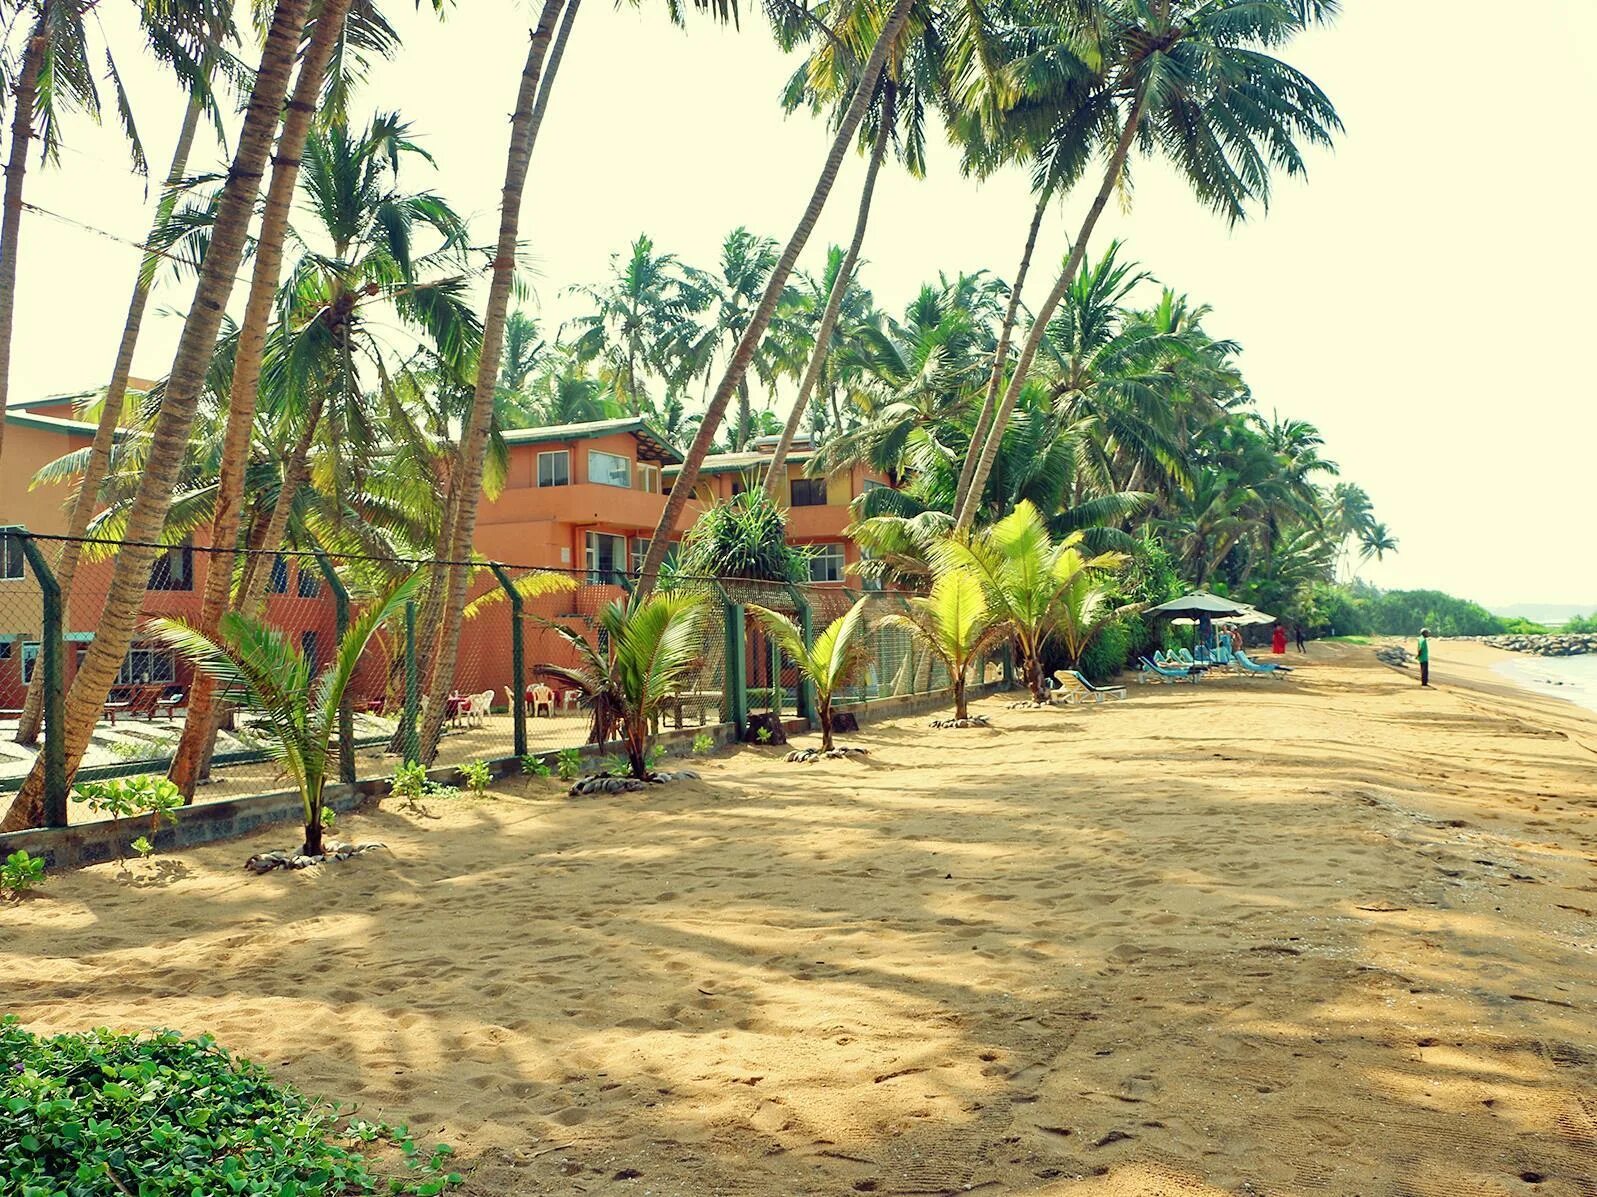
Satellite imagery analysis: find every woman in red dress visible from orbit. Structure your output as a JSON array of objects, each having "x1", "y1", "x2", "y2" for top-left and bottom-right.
[{"x1": 1271, "y1": 624, "x2": 1287, "y2": 655}]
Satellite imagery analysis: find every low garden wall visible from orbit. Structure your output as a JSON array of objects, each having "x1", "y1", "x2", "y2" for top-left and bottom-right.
[{"x1": 3, "y1": 681, "x2": 1009, "y2": 872}]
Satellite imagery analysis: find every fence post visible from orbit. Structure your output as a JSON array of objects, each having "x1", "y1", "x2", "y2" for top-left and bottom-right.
[
  {"x1": 488, "y1": 562, "x2": 527, "y2": 759},
  {"x1": 786, "y1": 585, "x2": 816, "y2": 723},
  {"x1": 313, "y1": 552, "x2": 355, "y2": 785},
  {"x1": 1002, "y1": 640, "x2": 1014, "y2": 688},
  {"x1": 722, "y1": 597, "x2": 747, "y2": 733},
  {"x1": 17, "y1": 533, "x2": 66, "y2": 826},
  {"x1": 403, "y1": 600, "x2": 420, "y2": 765}
]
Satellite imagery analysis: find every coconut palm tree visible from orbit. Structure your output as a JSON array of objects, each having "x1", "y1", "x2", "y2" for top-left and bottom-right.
[
  {"x1": 154, "y1": 573, "x2": 421, "y2": 857},
  {"x1": 2, "y1": 0, "x2": 315, "y2": 832},
  {"x1": 955, "y1": 0, "x2": 1342, "y2": 529},
  {"x1": 1359, "y1": 522, "x2": 1398, "y2": 564},
  {"x1": 1052, "y1": 571, "x2": 1135, "y2": 670},
  {"x1": 634, "y1": 0, "x2": 919, "y2": 597},
  {"x1": 568, "y1": 233, "x2": 700, "y2": 415},
  {"x1": 877, "y1": 567, "x2": 1006, "y2": 722},
  {"x1": 930, "y1": 499, "x2": 1126, "y2": 702},
  {"x1": 747, "y1": 597, "x2": 873, "y2": 752},
  {"x1": 538, "y1": 592, "x2": 708, "y2": 779}
]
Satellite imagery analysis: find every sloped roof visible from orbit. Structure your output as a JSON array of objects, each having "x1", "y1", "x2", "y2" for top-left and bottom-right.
[
  {"x1": 662, "y1": 448, "x2": 816, "y2": 477},
  {"x1": 499, "y1": 416, "x2": 682, "y2": 464}
]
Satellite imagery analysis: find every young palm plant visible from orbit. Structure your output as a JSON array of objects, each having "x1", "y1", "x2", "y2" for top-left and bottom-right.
[
  {"x1": 537, "y1": 593, "x2": 707, "y2": 780},
  {"x1": 930, "y1": 500, "x2": 1127, "y2": 703},
  {"x1": 153, "y1": 574, "x2": 421, "y2": 858},
  {"x1": 747, "y1": 597, "x2": 872, "y2": 755},
  {"x1": 877, "y1": 568, "x2": 1007, "y2": 726}
]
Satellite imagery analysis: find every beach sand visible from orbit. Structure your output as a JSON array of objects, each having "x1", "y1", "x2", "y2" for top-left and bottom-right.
[{"x1": 4, "y1": 640, "x2": 1595, "y2": 1195}]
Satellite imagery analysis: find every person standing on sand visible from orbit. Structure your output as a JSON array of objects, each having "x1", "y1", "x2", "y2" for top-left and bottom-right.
[
  {"x1": 1295, "y1": 624, "x2": 1307, "y2": 653},
  {"x1": 1417, "y1": 627, "x2": 1431, "y2": 687},
  {"x1": 1272, "y1": 624, "x2": 1288, "y2": 655}
]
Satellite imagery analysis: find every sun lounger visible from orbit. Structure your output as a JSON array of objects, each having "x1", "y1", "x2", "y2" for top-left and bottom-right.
[
  {"x1": 1234, "y1": 650, "x2": 1291, "y2": 677},
  {"x1": 1054, "y1": 670, "x2": 1128, "y2": 703},
  {"x1": 1140, "y1": 656, "x2": 1198, "y2": 684}
]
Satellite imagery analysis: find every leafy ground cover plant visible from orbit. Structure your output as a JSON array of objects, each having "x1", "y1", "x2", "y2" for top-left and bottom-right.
[
  {"x1": 521, "y1": 753, "x2": 552, "y2": 778},
  {"x1": 72, "y1": 775, "x2": 183, "y2": 862},
  {"x1": 692, "y1": 731, "x2": 716, "y2": 755},
  {"x1": 460, "y1": 760, "x2": 491, "y2": 793},
  {"x1": 557, "y1": 748, "x2": 583, "y2": 781},
  {"x1": 1, "y1": 850, "x2": 44, "y2": 899},
  {"x1": 0, "y1": 1017, "x2": 462, "y2": 1195}
]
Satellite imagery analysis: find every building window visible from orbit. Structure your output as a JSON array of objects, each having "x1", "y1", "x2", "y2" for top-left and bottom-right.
[
  {"x1": 636, "y1": 462, "x2": 660, "y2": 494},
  {"x1": 269, "y1": 554, "x2": 289, "y2": 594},
  {"x1": 297, "y1": 567, "x2": 320, "y2": 599},
  {"x1": 301, "y1": 631, "x2": 319, "y2": 673},
  {"x1": 807, "y1": 543, "x2": 846, "y2": 583},
  {"x1": 588, "y1": 449, "x2": 632, "y2": 489},
  {"x1": 537, "y1": 450, "x2": 570, "y2": 487},
  {"x1": 0, "y1": 641, "x2": 11, "y2": 660},
  {"x1": 148, "y1": 544, "x2": 194, "y2": 591},
  {"x1": 585, "y1": 531, "x2": 627, "y2": 583},
  {"x1": 115, "y1": 647, "x2": 175, "y2": 686},
  {"x1": 21, "y1": 643, "x2": 39, "y2": 684},
  {"x1": 1, "y1": 527, "x2": 24, "y2": 580},
  {"x1": 630, "y1": 537, "x2": 650, "y2": 571},
  {"x1": 790, "y1": 477, "x2": 828, "y2": 507}
]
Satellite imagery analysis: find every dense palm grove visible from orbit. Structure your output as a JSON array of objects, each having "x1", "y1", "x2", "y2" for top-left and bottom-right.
[{"x1": 0, "y1": 0, "x2": 1402, "y2": 827}]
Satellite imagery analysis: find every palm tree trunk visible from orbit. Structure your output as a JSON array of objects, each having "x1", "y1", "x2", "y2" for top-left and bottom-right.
[
  {"x1": 953, "y1": 671, "x2": 968, "y2": 721},
  {"x1": 763, "y1": 83, "x2": 894, "y2": 501},
  {"x1": 954, "y1": 90, "x2": 1149, "y2": 531},
  {"x1": 1, "y1": 0, "x2": 313, "y2": 832},
  {"x1": 12, "y1": 86, "x2": 206, "y2": 746},
  {"x1": 634, "y1": 0, "x2": 915, "y2": 600},
  {"x1": 819, "y1": 698, "x2": 833, "y2": 752},
  {"x1": 168, "y1": 0, "x2": 356, "y2": 799},
  {"x1": 951, "y1": 186, "x2": 1049, "y2": 520},
  {"x1": 416, "y1": 0, "x2": 569, "y2": 764},
  {"x1": 0, "y1": 10, "x2": 48, "y2": 470}
]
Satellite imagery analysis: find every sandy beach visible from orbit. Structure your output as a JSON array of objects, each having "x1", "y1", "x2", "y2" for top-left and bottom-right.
[{"x1": 4, "y1": 640, "x2": 1595, "y2": 1195}]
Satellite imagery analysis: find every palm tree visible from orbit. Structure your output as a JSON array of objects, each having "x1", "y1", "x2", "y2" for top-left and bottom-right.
[
  {"x1": 0, "y1": 0, "x2": 221, "y2": 467},
  {"x1": 930, "y1": 499, "x2": 1126, "y2": 702},
  {"x1": 2, "y1": 0, "x2": 315, "y2": 832},
  {"x1": 166, "y1": 0, "x2": 365, "y2": 797},
  {"x1": 634, "y1": 0, "x2": 919, "y2": 597},
  {"x1": 747, "y1": 597, "x2": 872, "y2": 752},
  {"x1": 568, "y1": 233, "x2": 700, "y2": 415},
  {"x1": 877, "y1": 567, "x2": 1006, "y2": 722},
  {"x1": 538, "y1": 592, "x2": 708, "y2": 779},
  {"x1": 1359, "y1": 522, "x2": 1398, "y2": 564},
  {"x1": 12, "y1": 34, "x2": 234, "y2": 747},
  {"x1": 955, "y1": 0, "x2": 1342, "y2": 529},
  {"x1": 154, "y1": 573, "x2": 421, "y2": 857}
]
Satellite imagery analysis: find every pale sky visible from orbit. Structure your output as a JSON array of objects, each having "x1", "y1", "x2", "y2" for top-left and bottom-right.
[{"x1": 10, "y1": 2, "x2": 1596, "y2": 609}]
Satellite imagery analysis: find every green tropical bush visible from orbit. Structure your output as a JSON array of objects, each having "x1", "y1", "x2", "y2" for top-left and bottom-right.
[
  {"x1": 556, "y1": 748, "x2": 583, "y2": 781},
  {"x1": 71, "y1": 775, "x2": 182, "y2": 860},
  {"x1": 2, "y1": 850, "x2": 45, "y2": 898},
  {"x1": 460, "y1": 760, "x2": 491, "y2": 793},
  {"x1": 0, "y1": 1018, "x2": 461, "y2": 1196},
  {"x1": 673, "y1": 490, "x2": 810, "y2": 582}
]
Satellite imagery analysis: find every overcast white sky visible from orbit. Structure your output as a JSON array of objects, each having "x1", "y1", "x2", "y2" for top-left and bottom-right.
[{"x1": 10, "y1": 2, "x2": 1595, "y2": 609}]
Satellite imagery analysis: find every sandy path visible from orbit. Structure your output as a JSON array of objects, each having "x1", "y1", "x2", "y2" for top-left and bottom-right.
[{"x1": 4, "y1": 641, "x2": 1595, "y2": 1195}]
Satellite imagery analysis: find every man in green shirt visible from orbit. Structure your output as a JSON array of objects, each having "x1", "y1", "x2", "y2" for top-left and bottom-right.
[{"x1": 1417, "y1": 627, "x2": 1430, "y2": 687}]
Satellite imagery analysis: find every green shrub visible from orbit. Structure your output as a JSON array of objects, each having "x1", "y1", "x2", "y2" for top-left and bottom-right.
[
  {"x1": 521, "y1": 753, "x2": 551, "y2": 778},
  {"x1": 0, "y1": 1018, "x2": 461, "y2": 1196},
  {"x1": 391, "y1": 760, "x2": 429, "y2": 802},
  {"x1": 692, "y1": 731, "x2": 715, "y2": 756},
  {"x1": 1074, "y1": 616, "x2": 1134, "y2": 684},
  {"x1": 2, "y1": 850, "x2": 45, "y2": 898},
  {"x1": 460, "y1": 760, "x2": 492, "y2": 794},
  {"x1": 556, "y1": 748, "x2": 583, "y2": 781},
  {"x1": 1563, "y1": 612, "x2": 1597, "y2": 634},
  {"x1": 72, "y1": 775, "x2": 182, "y2": 861}
]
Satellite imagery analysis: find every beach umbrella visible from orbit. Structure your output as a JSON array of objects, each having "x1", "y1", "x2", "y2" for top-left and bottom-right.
[{"x1": 1144, "y1": 592, "x2": 1252, "y2": 620}]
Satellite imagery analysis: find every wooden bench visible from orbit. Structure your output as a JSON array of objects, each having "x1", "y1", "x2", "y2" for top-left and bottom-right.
[{"x1": 664, "y1": 692, "x2": 720, "y2": 729}]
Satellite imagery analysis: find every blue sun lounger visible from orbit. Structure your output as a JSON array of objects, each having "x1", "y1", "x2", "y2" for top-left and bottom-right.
[
  {"x1": 1234, "y1": 650, "x2": 1291, "y2": 677},
  {"x1": 1140, "y1": 656, "x2": 1199, "y2": 684}
]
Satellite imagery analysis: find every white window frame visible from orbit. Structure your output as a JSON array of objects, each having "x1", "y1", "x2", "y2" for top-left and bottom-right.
[
  {"x1": 636, "y1": 462, "x2": 660, "y2": 494},
  {"x1": 0, "y1": 527, "x2": 24, "y2": 581},
  {"x1": 588, "y1": 449, "x2": 632, "y2": 489},
  {"x1": 807, "y1": 543, "x2": 846, "y2": 583},
  {"x1": 584, "y1": 531, "x2": 628, "y2": 582},
  {"x1": 115, "y1": 647, "x2": 176, "y2": 687},
  {"x1": 537, "y1": 449, "x2": 570, "y2": 487},
  {"x1": 630, "y1": 537, "x2": 651, "y2": 570}
]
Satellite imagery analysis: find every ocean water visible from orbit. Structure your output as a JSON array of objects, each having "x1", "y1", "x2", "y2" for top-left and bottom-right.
[{"x1": 1492, "y1": 652, "x2": 1597, "y2": 715}]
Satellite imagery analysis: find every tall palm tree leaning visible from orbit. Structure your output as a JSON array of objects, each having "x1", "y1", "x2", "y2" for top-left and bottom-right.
[
  {"x1": 417, "y1": 0, "x2": 734, "y2": 761},
  {"x1": 953, "y1": 0, "x2": 1343, "y2": 530},
  {"x1": 12, "y1": 32, "x2": 233, "y2": 747},
  {"x1": 634, "y1": 0, "x2": 918, "y2": 600},
  {"x1": 166, "y1": 0, "x2": 360, "y2": 799},
  {"x1": 747, "y1": 597, "x2": 873, "y2": 754},
  {"x1": 763, "y1": 82, "x2": 896, "y2": 500},
  {"x1": 1, "y1": 0, "x2": 315, "y2": 832}
]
